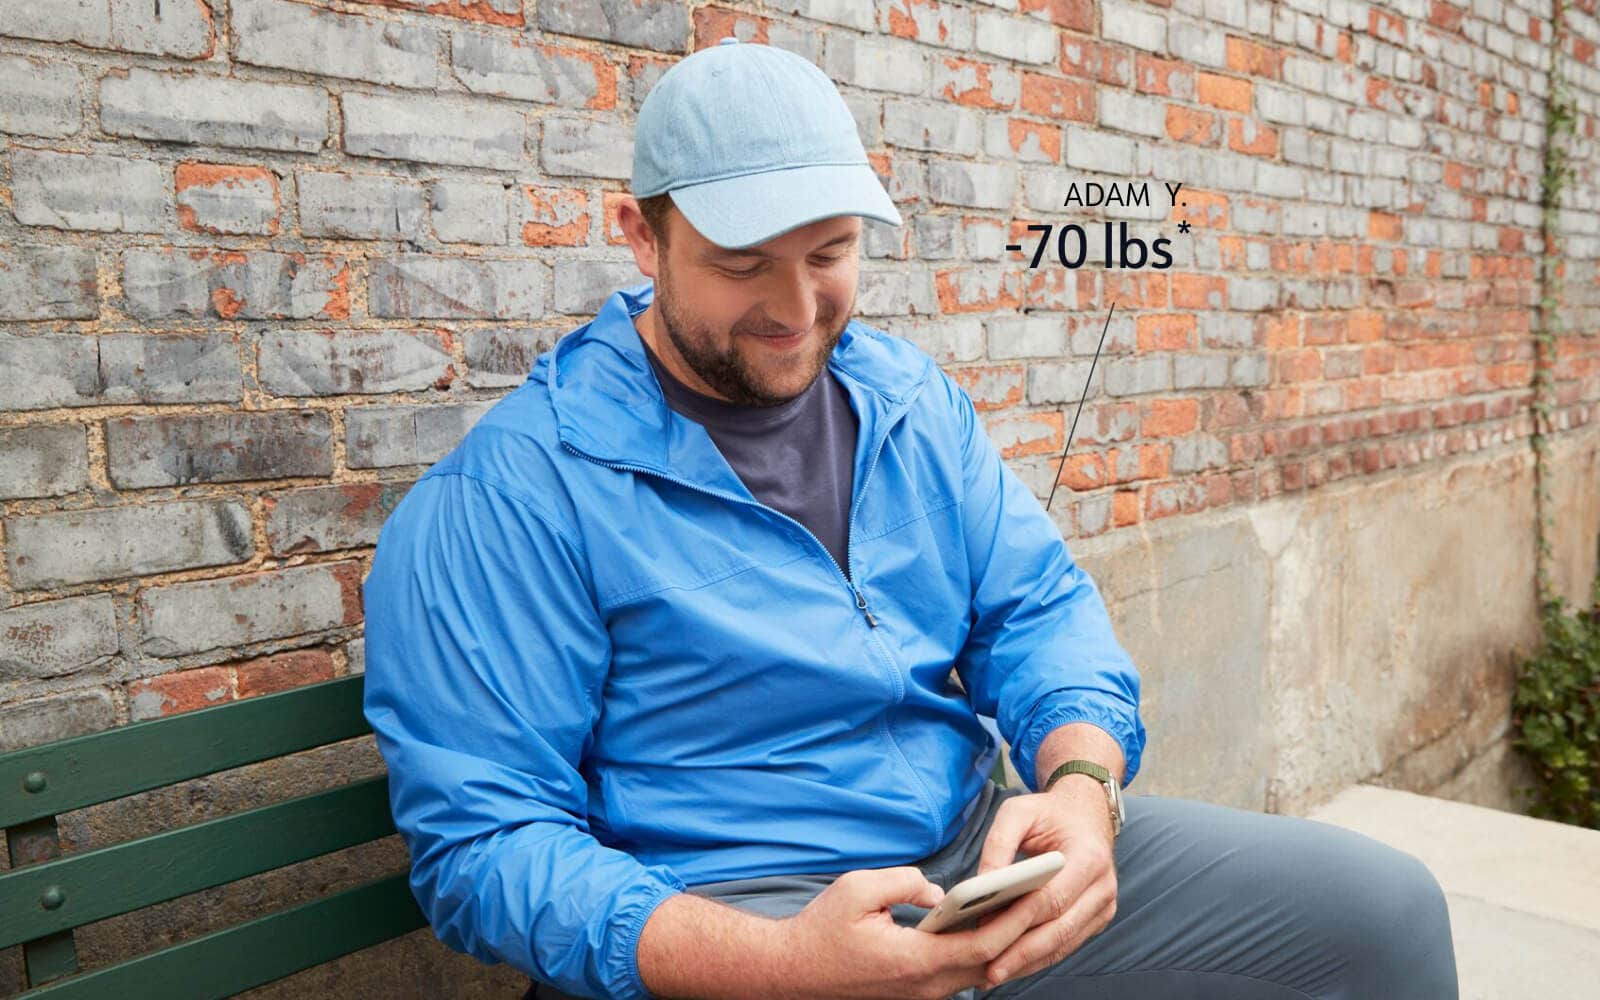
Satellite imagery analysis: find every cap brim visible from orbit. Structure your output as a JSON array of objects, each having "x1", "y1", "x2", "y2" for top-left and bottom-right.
[{"x1": 667, "y1": 162, "x2": 903, "y2": 250}]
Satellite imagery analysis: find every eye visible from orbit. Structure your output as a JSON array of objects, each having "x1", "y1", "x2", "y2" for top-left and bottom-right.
[{"x1": 812, "y1": 254, "x2": 849, "y2": 266}]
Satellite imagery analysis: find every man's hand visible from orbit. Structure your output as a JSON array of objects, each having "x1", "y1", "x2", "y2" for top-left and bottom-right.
[{"x1": 971, "y1": 777, "x2": 1119, "y2": 988}]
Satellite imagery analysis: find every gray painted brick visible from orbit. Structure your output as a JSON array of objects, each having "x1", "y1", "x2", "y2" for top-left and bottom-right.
[
  {"x1": 101, "y1": 69, "x2": 327, "y2": 152},
  {"x1": 344, "y1": 92, "x2": 523, "y2": 170},
  {"x1": 885, "y1": 99, "x2": 982, "y2": 155},
  {"x1": 824, "y1": 35, "x2": 928, "y2": 95},
  {"x1": 137, "y1": 561, "x2": 363, "y2": 657},
  {"x1": 5, "y1": 499, "x2": 253, "y2": 588},
  {"x1": 0, "y1": 689, "x2": 115, "y2": 752},
  {"x1": 105, "y1": 410, "x2": 334, "y2": 488},
  {"x1": 883, "y1": 317, "x2": 985, "y2": 364},
  {"x1": 1230, "y1": 353, "x2": 1269, "y2": 387},
  {"x1": 345, "y1": 401, "x2": 495, "y2": 468},
  {"x1": 429, "y1": 180, "x2": 509, "y2": 244},
  {"x1": 1199, "y1": 313, "x2": 1256, "y2": 349},
  {"x1": 856, "y1": 268, "x2": 938, "y2": 317},
  {"x1": 1102, "y1": 0, "x2": 1168, "y2": 52},
  {"x1": 552, "y1": 259, "x2": 647, "y2": 315},
  {"x1": 233, "y1": 0, "x2": 438, "y2": 89},
  {"x1": 464, "y1": 328, "x2": 556, "y2": 388},
  {"x1": 0, "y1": 0, "x2": 212, "y2": 58},
  {"x1": 1099, "y1": 90, "x2": 1166, "y2": 138},
  {"x1": 266, "y1": 480, "x2": 417, "y2": 555},
  {"x1": 98, "y1": 332, "x2": 243, "y2": 404},
  {"x1": 927, "y1": 159, "x2": 1016, "y2": 209},
  {"x1": 766, "y1": 0, "x2": 877, "y2": 31},
  {"x1": 0, "y1": 334, "x2": 100, "y2": 410},
  {"x1": 108, "y1": 0, "x2": 214, "y2": 57},
  {"x1": 973, "y1": 10, "x2": 1056, "y2": 63},
  {"x1": 297, "y1": 171, "x2": 426, "y2": 240},
  {"x1": 0, "y1": 424, "x2": 89, "y2": 499},
  {"x1": 345, "y1": 637, "x2": 365, "y2": 674},
  {"x1": 1026, "y1": 361, "x2": 1101, "y2": 404},
  {"x1": 539, "y1": 114, "x2": 634, "y2": 179},
  {"x1": 0, "y1": 245, "x2": 98, "y2": 320},
  {"x1": 368, "y1": 257, "x2": 547, "y2": 319},
  {"x1": 1168, "y1": 21, "x2": 1226, "y2": 67},
  {"x1": 1170, "y1": 433, "x2": 1230, "y2": 473},
  {"x1": 11, "y1": 149, "x2": 165, "y2": 233},
  {"x1": 1103, "y1": 355, "x2": 1172, "y2": 396},
  {"x1": 1064, "y1": 126, "x2": 1138, "y2": 175},
  {"x1": 1174, "y1": 354, "x2": 1232, "y2": 389},
  {"x1": 988, "y1": 315, "x2": 1069, "y2": 359},
  {"x1": 1228, "y1": 277, "x2": 1280, "y2": 311},
  {"x1": 537, "y1": 0, "x2": 688, "y2": 53},
  {"x1": 121, "y1": 250, "x2": 349, "y2": 321},
  {"x1": 258, "y1": 329, "x2": 453, "y2": 396},
  {"x1": 451, "y1": 31, "x2": 607, "y2": 106},
  {"x1": 913, "y1": 215, "x2": 961, "y2": 259},
  {"x1": 0, "y1": 594, "x2": 118, "y2": 681},
  {"x1": 0, "y1": 54, "x2": 81, "y2": 137}
]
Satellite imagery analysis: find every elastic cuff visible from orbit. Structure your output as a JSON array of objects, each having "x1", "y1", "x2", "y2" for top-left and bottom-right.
[
  {"x1": 620, "y1": 872, "x2": 687, "y2": 1000},
  {"x1": 1016, "y1": 702, "x2": 1142, "y2": 792}
]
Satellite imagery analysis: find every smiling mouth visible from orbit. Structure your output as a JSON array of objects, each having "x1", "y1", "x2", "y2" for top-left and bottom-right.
[{"x1": 745, "y1": 329, "x2": 808, "y2": 346}]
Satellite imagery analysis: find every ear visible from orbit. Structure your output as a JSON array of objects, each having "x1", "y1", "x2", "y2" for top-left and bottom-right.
[{"x1": 617, "y1": 198, "x2": 662, "y2": 280}]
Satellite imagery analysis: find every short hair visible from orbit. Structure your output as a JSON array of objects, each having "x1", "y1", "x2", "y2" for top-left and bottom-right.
[{"x1": 636, "y1": 192, "x2": 675, "y2": 248}]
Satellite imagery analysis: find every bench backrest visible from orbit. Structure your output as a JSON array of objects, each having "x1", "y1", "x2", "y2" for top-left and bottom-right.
[{"x1": 0, "y1": 674, "x2": 425, "y2": 998}]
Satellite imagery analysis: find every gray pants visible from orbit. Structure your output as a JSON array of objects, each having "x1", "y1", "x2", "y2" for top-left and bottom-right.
[{"x1": 526, "y1": 779, "x2": 1459, "y2": 999}]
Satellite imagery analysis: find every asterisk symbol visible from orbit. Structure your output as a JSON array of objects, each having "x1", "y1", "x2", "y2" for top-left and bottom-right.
[{"x1": 1177, "y1": 220, "x2": 1192, "y2": 234}]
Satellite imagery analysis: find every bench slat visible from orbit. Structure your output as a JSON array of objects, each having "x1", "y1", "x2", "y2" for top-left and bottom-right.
[
  {"x1": 0, "y1": 776, "x2": 397, "y2": 949},
  {"x1": 13, "y1": 872, "x2": 427, "y2": 1000},
  {"x1": 0, "y1": 675, "x2": 369, "y2": 829}
]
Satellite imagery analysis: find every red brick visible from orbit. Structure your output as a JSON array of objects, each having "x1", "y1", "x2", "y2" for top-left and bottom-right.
[
  {"x1": 1197, "y1": 73, "x2": 1252, "y2": 111},
  {"x1": 235, "y1": 649, "x2": 337, "y2": 699},
  {"x1": 1166, "y1": 105, "x2": 1219, "y2": 145},
  {"x1": 127, "y1": 667, "x2": 234, "y2": 720},
  {"x1": 1137, "y1": 314, "x2": 1196, "y2": 351},
  {"x1": 1020, "y1": 73, "x2": 1095, "y2": 122},
  {"x1": 521, "y1": 186, "x2": 590, "y2": 246},
  {"x1": 1142, "y1": 398, "x2": 1199, "y2": 437},
  {"x1": 1225, "y1": 37, "x2": 1282, "y2": 78}
]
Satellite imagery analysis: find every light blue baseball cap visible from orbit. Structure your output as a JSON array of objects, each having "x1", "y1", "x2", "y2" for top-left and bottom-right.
[{"x1": 631, "y1": 36, "x2": 903, "y2": 250}]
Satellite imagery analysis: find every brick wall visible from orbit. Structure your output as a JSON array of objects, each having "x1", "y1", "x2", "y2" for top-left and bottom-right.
[{"x1": 1, "y1": 0, "x2": 1598, "y2": 786}]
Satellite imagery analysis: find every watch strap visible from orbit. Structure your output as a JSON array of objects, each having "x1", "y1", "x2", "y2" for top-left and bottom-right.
[{"x1": 1042, "y1": 759, "x2": 1121, "y2": 837}]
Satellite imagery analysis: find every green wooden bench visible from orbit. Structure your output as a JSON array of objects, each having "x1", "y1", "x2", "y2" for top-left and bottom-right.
[
  {"x1": 1, "y1": 674, "x2": 425, "y2": 998},
  {"x1": 1, "y1": 670, "x2": 1014, "y2": 998}
]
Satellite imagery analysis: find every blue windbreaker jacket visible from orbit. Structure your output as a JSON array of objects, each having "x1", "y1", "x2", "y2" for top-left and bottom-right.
[{"x1": 361, "y1": 280, "x2": 1147, "y2": 1000}]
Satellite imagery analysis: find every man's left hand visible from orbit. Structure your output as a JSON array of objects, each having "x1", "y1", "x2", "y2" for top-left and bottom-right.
[{"x1": 971, "y1": 778, "x2": 1119, "y2": 989}]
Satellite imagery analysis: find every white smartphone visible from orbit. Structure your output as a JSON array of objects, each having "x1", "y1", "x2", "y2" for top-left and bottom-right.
[{"x1": 914, "y1": 851, "x2": 1065, "y2": 933}]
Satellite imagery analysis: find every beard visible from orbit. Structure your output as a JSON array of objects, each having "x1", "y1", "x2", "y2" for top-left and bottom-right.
[{"x1": 653, "y1": 264, "x2": 854, "y2": 407}]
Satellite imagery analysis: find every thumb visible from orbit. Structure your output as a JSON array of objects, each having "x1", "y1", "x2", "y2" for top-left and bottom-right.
[
  {"x1": 976, "y1": 805, "x2": 1028, "y2": 877},
  {"x1": 863, "y1": 867, "x2": 946, "y2": 914}
]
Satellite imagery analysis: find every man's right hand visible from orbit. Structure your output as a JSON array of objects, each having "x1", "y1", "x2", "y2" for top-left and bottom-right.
[{"x1": 771, "y1": 866, "x2": 1037, "y2": 999}]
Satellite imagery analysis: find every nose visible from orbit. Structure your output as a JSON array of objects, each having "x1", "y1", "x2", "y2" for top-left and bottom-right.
[{"x1": 763, "y1": 270, "x2": 819, "y2": 335}]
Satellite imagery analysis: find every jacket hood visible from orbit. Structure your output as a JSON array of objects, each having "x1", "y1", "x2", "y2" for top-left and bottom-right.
[{"x1": 534, "y1": 280, "x2": 933, "y2": 470}]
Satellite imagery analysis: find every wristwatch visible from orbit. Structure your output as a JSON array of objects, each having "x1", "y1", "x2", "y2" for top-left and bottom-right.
[{"x1": 1042, "y1": 759, "x2": 1125, "y2": 838}]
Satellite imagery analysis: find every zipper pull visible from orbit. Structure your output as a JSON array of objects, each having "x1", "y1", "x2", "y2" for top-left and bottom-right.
[{"x1": 854, "y1": 587, "x2": 879, "y2": 628}]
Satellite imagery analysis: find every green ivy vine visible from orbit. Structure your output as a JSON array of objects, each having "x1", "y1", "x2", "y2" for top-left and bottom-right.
[{"x1": 1510, "y1": 0, "x2": 1598, "y2": 829}]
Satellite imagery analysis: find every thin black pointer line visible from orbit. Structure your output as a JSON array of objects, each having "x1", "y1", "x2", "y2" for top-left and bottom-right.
[{"x1": 1046, "y1": 302, "x2": 1115, "y2": 513}]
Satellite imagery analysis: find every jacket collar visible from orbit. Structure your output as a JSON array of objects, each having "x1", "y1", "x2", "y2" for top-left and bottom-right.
[{"x1": 540, "y1": 280, "x2": 930, "y2": 496}]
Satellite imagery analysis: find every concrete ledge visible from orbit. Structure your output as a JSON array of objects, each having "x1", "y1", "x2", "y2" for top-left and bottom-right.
[{"x1": 1305, "y1": 784, "x2": 1600, "y2": 999}]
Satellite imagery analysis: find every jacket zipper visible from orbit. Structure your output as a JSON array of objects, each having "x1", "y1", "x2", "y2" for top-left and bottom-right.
[
  {"x1": 560, "y1": 404, "x2": 946, "y2": 851},
  {"x1": 559, "y1": 426, "x2": 897, "y2": 629}
]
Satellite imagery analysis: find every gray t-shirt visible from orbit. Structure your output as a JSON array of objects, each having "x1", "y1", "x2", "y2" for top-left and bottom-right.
[{"x1": 639, "y1": 335, "x2": 859, "y2": 583}]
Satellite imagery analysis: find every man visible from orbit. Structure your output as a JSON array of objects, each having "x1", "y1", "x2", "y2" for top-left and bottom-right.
[{"x1": 361, "y1": 39, "x2": 1459, "y2": 1000}]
